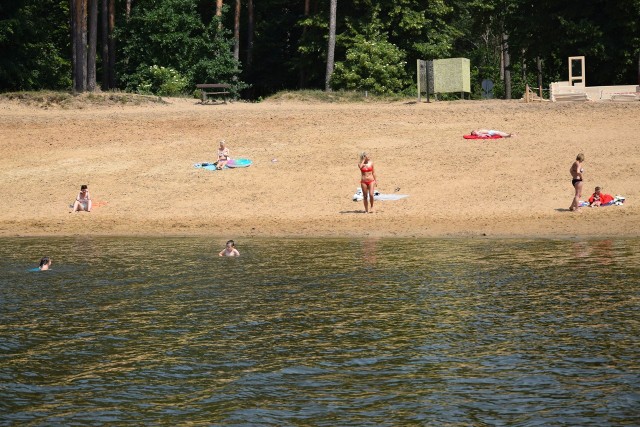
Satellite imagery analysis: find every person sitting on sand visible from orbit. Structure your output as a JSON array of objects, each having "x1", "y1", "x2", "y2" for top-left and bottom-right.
[
  {"x1": 359, "y1": 151, "x2": 377, "y2": 214},
  {"x1": 39, "y1": 256, "x2": 52, "y2": 270},
  {"x1": 569, "y1": 153, "x2": 585, "y2": 212},
  {"x1": 216, "y1": 140, "x2": 230, "y2": 170},
  {"x1": 589, "y1": 186, "x2": 614, "y2": 207},
  {"x1": 71, "y1": 185, "x2": 92, "y2": 212},
  {"x1": 219, "y1": 240, "x2": 240, "y2": 257},
  {"x1": 471, "y1": 129, "x2": 513, "y2": 138}
]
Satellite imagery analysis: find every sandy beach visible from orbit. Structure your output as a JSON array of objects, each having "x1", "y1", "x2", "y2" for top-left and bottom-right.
[{"x1": 0, "y1": 96, "x2": 638, "y2": 239}]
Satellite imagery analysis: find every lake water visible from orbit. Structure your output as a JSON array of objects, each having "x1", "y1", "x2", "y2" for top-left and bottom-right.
[{"x1": 1, "y1": 237, "x2": 639, "y2": 426}]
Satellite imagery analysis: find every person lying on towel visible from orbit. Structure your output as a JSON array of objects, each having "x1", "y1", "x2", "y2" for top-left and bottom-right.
[
  {"x1": 470, "y1": 129, "x2": 513, "y2": 138},
  {"x1": 588, "y1": 186, "x2": 614, "y2": 207}
]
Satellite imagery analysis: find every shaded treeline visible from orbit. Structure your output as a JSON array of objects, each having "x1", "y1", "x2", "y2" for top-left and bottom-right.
[{"x1": 1, "y1": 0, "x2": 638, "y2": 99}]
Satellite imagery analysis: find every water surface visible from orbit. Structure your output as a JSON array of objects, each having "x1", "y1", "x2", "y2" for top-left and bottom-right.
[{"x1": 1, "y1": 237, "x2": 639, "y2": 425}]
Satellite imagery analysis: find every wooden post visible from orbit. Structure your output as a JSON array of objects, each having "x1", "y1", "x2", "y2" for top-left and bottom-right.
[
  {"x1": 417, "y1": 60, "x2": 421, "y2": 102},
  {"x1": 425, "y1": 61, "x2": 430, "y2": 103}
]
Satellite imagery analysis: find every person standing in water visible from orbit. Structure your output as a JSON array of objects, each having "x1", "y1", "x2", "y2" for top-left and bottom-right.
[
  {"x1": 569, "y1": 153, "x2": 585, "y2": 212},
  {"x1": 39, "y1": 257, "x2": 52, "y2": 270},
  {"x1": 219, "y1": 240, "x2": 240, "y2": 256},
  {"x1": 359, "y1": 151, "x2": 377, "y2": 213}
]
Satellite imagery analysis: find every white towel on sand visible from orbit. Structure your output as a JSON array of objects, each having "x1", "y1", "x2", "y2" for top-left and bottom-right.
[{"x1": 353, "y1": 188, "x2": 409, "y2": 201}]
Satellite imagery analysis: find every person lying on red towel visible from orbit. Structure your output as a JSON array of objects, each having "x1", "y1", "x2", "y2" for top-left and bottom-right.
[{"x1": 588, "y1": 186, "x2": 614, "y2": 207}]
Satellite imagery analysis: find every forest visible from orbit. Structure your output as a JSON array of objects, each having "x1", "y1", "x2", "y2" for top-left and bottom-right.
[{"x1": 1, "y1": 0, "x2": 639, "y2": 99}]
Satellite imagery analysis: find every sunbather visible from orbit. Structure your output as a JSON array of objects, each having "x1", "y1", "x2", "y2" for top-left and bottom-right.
[
  {"x1": 471, "y1": 129, "x2": 513, "y2": 137},
  {"x1": 216, "y1": 140, "x2": 230, "y2": 169},
  {"x1": 71, "y1": 185, "x2": 92, "y2": 212}
]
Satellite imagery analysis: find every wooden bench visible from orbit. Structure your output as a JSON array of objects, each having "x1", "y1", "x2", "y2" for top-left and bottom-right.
[{"x1": 196, "y1": 83, "x2": 231, "y2": 104}]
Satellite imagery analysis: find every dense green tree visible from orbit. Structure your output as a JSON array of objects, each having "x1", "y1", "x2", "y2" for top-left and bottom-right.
[
  {"x1": 331, "y1": 30, "x2": 406, "y2": 94},
  {"x1": 1, "y1": 0, "x2": 638, "y2": 97},
  {"x1": 116, "y1": 0, "x2": 244, "y2": 94},
  {"x1": 0, "y1": 0, "x2": 71, "y2": 90}
]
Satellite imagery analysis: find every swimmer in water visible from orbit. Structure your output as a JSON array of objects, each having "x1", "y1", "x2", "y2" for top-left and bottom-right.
[
  {"x1": 219, "y1": 240, "x2": 240, "y2": 257},
  {"x1": 39, "y1": 257, "x2": 52, "y2": 270}
]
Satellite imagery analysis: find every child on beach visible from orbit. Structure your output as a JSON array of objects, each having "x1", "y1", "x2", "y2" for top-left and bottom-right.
[
  {"x1": 39, "y1": 257, "x2": 52, "y2": 270},
  {"x1": 219, "y1": 240, "x2": 240, "y2": 256},
  {"x1": 71, "y1": 185, "x2": 92, "y2": 212},
  {"x1": 588, "y1": 187, "x2": 614, "y2": 207}
]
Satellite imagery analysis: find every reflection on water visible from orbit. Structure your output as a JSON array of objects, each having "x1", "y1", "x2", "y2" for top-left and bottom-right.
[{"x1": 1, "y1": 237, "x2": 639, "y2": 425}]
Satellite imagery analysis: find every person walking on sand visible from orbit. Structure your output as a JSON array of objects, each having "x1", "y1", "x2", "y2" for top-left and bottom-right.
[
  {"x1": 39, "y1": 257, "x2": 52, "y2": 270},
  {"x1": 569, "y1": 153, "x2": 585, "y2": 212},
  {"x1": 219, "y1": 240, "x2": 240, "y2": 257},
  {"x1": 71, "y1": 185, "x2": 92, "y2": 212},
  {"x1": 216, "y1": 140, "x2": 230, "y2": 169},
  {"x1": 359, "y1": 151, "x2": 377, "y2": 213}
]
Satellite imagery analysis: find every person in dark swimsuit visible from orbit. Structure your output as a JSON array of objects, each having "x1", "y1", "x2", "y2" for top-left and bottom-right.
[
  {"x1": 569, "y1": 153, "x2": 585, "y2": 211},
  {"x1": 359, "y1": 151, "x2": 377, "y2": 213}
]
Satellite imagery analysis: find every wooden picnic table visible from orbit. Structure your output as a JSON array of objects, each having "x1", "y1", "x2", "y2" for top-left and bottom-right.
[{"x1": 196, "y1": 83, "x2": 231, "y2": 104}]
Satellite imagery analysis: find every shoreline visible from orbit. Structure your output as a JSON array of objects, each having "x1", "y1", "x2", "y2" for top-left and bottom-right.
[{"x1": 1, "y1": 98, "x2": 638, "y2": 239}]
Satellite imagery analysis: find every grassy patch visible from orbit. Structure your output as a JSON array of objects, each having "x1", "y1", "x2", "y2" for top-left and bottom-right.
[
  {"x1": 265, "y1": 89, "x2": 410, "y2": 103},
  {"x1": 0, "y1": 91, "x2": 167, "y2": 108}
]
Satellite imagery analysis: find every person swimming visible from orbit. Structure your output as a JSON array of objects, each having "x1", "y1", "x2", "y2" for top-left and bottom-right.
[
  {"x1": 219, "y1": 240, "x2": 240, "y2": 256},
  {"x1": 39, "y1": 256, "x2": 52, "y2": 270}
]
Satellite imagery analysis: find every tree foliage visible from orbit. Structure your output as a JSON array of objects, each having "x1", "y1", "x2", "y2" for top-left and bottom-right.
[
  {"x1": 1, "y1": 0, "x2": 638, "y2": 98},
  {"x1": 0, "y1": 0, "x2": 71, "y2": 90}
]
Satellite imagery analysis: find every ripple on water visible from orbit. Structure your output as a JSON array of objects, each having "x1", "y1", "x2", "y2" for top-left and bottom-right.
[{"x1": 0, "y1": 237, "x2": 639, "y2": 425}]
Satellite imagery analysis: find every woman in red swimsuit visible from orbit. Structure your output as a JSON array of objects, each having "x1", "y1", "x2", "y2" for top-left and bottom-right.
[{"x1": 359, "y1": 151, "x2": 377, "y2": 213}]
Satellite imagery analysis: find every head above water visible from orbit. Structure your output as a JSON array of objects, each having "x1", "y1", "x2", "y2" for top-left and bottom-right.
[
  {"x1": 576, "y1": 153, "x2": 585, "y2": 162},
  {"x1": 39, "y1": 256, "x2": 51, "y2": 267},
  {"x1": 226, "y1": 240, "x2": 235, "y2": 248}
]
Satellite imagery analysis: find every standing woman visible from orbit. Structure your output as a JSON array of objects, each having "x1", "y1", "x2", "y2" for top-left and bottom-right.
[
  {"x1": 359, "y1": 151, "x2": 377, "y2": 213},
  {"x1": 569, "y1": 153, "x2": 585, "y2": 211}
]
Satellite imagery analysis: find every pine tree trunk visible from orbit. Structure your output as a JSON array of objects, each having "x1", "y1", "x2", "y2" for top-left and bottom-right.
[
  {"x1": 298, "y1": 0, "x2": 310, "y2": 88},
  {"x1": 246, "y1": 0, "x2": 253, "y2": 69},
  {"x1": 108, "y1": 0, "x2": 116, "y2": 88},
  {"x1": 81, "y1": 0, "x2": 88, "y2": 91},
  {"x1": 325, "y1": 0, "x2": 336, "y2": 92},
  {"x1": 216, "y1": 0, "x2": 223, "y2": 29},
  {"x1": 537, "y1": 57, "x2": 543, "y2": 98},
  {"x1": 101, "y1": 0, "x2": 108, "y2": 90},
  {"x1": 72, "y1": 0, "x2": 88, "y2": 92},
  {"x1": 502, "y1": 33, "x2": 511, "y2": 99},
  {"x1": 71, "y1": 0, "x2": 77, "y2": 91},
  {"x1": 126, "y1": 0, "x2": 132, "y2": 19},
  {"x1": 233, "y1": 0, "x2": 240, "y2": 61},
  {"x1": 87, "y1": 0, "x2": 97, "y2": 91}
]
